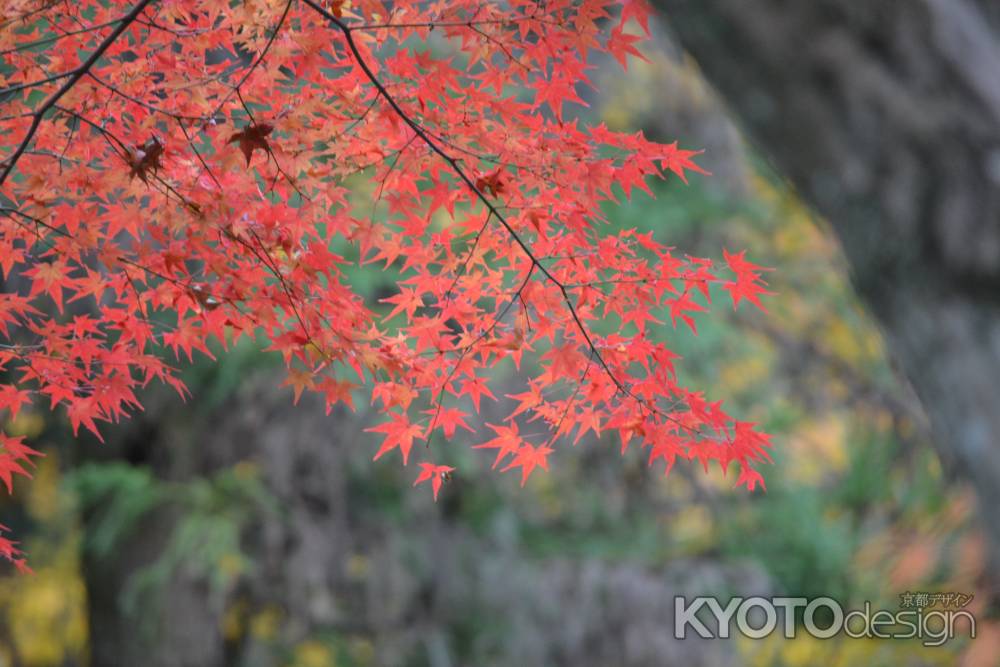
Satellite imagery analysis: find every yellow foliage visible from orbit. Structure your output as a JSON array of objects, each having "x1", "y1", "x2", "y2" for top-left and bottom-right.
[
  {"x1": 7, "y1": 411, "x2": 45, "y2": 439},
  {"x1": 534, "y1": 471, "x2": 566, "y2": 519},
  {"x1": 739, "y1": 633, "x2": 956, "y2": 667},
  {"x1": 233, "y1": 460, "x2": 260, "y2": 481},
  {"x1": 823, "y1": 319, "x2": 871, "y2": 367},
  {"x1": 668, "y1": 504, "x2": 714, "y2": 553},
  {"x1": 719, "y1": 354, "x2": 772, "y2": 394},
  {"x1": 217, "y1": 552, "x2": 247, "y2": 579},
  {"x1": 784, "y1": 415, "x2": 849, "y2": 484},
  {"x1": 345, "y1": 553, "x2": 369, "y2": 580},
  {"x1": 250, "y1": 605, "x2": 284, "y2": 640},
  {"x1": 3, "y1": 568, "x2": 87, "y2": 666},
  {"x1": 221, "y1": 599, "x2": 249, "y2": 642},
  {"x1": 347, "y1": 636, "x2": 375, "y2": 665},
  {"x1": 25, "y1": 457, "x2": 60, "y2": 523},
  {"x1": 0, "y1": 451, "x2": 87, "y2": 666},
  {"x1": 290, "y1": 640, "x2": 336, "y2": 667}
]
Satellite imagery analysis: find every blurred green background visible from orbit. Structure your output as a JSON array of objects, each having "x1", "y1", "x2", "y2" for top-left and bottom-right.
[{"x1": 0, "y1": 22, "x2": 992, "y2": 667}]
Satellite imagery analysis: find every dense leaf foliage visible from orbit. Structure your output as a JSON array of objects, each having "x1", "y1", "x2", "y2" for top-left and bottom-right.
[{"x1": 0, "y1": 0, "x2": 772, "y2": 569}]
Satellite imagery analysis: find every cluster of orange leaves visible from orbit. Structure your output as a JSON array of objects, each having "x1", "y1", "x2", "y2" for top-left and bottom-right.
[{"x1": 0, "y1": 0, "x2": 773, "y2": 569}]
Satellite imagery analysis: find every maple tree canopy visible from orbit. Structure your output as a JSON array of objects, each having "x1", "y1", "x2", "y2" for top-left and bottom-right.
[{"x1": 0, "y1": 0, "x2": 774, "y2": 572}]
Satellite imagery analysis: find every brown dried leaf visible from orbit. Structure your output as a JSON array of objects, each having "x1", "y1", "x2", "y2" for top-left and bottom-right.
[{"x1": 228, "y1": 123, "x2": 274, "y2": 166}]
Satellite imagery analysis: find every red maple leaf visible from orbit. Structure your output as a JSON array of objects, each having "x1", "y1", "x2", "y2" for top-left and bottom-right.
[
  {"x1": 473, "y1": 422, "x2": 524, "y2": 469},
  {"x1": 0, "y1": 434, "x2": 43, "y2": 494},
  {"x1": 660, "y1": 142, "x2": 710, "y2": 184},
  {"x1": 413, "y1": 462, "x2": 455, "y2": 500},
  {"x1": 425, "y1": 406, "x2": 474, "y2": 439},
  {"x1": 502, "y1": 443, "x2": 554, "y2": 486},
  {"x1": 736, "y1": 464, "x2": 766, "y2": 492},
  {"x1": 366, "y1": 412, "x2": 425, "y2": 464},
  {"x1": 723, "y1": 249, "x2": 774, "y2": 311},
  {"x1": 607, "y1": 26, "x2": 649, "y2": 69},
  {"x1": 459, "y1": 375, "x2": 497, "y2": 413},
  {"x1": 0, "y1": 0, "x2": 776, "y2": 575}
]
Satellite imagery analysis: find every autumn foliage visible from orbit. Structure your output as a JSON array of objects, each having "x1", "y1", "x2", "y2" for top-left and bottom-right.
[{"x1": 0, "y1": 0, "x2": 773, "y2": 570}]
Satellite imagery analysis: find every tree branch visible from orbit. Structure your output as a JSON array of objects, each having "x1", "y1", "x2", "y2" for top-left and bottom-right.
[{"x1": 0, "y1": 0, "x2": 155, "y2": 187}]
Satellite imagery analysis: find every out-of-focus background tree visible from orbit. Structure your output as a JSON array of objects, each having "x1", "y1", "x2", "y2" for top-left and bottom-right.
[{"x1": 1, "y1": 7, "x2": 996, "y2": 667}]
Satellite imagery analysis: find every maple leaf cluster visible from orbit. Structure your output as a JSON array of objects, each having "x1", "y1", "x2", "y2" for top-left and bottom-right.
[{"x1": 0, "y1": 0, "x2": 772, "y2": 570}]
